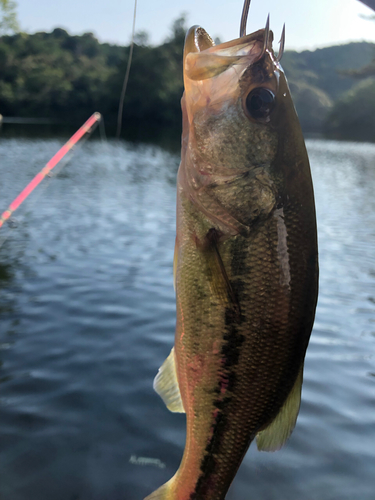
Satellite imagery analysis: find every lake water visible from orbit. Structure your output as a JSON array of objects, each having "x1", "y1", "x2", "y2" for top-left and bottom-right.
[{"x1": 0, "y1": 132, "x2": 374, "y2": 500}]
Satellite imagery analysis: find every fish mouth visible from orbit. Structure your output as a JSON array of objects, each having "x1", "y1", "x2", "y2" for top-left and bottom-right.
[
  {"x1": 182, "y1": 25, "x2": 280, "y2": 128},
  {"x1": 183, "y1": 26, "x2": 273, "y2": 82},
  {"x1": 183, "y1": 7, "x2": 285, "y2": 82}
]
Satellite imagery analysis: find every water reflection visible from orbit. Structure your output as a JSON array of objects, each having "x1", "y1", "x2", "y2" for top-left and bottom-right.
[
  {"x1": 0, "y1": 247, "x2": 23, "y2": 386},
  {"x1": 0, "y1": 122, "x2": 182, "y2": 154},
  {"x1": 0, "y1": 260, "x2": 13, "y2": 286},
  {"x1": 0, "y1": 136, "x2": 374, "y2": 499}
]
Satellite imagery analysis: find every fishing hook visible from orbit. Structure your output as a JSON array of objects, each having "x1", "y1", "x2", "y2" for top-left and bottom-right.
[
  {"x1": 259, "y1": 14, "x2": 270, "y2": 58},
  {"x1": 276, "y1": 24, "x2": 286, "y2": 62},
  {"x1": 240, "y1": 0, "x2": 251, "y2": 37}
]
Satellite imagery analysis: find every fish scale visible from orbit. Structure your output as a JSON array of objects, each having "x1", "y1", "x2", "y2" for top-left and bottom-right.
[{"x1": 146, "y1": 12, "x2": 318, "y2": 500}]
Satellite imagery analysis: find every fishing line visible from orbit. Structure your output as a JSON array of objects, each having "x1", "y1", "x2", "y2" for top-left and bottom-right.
[
  {"x1": 116, "y1": 0, "x2": 137, "y2": 139},
  {"x1": 0, "y1": 112, "x2": 102, "y2": 249}
]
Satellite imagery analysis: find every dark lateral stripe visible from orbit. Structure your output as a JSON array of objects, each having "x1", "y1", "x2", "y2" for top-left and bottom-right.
[
  {"x1": 191, "y1": 306, "x2": 245, "y2": 497},
  {"x1": 190, "y1": 233, "x2": 248, "y2": 497}
]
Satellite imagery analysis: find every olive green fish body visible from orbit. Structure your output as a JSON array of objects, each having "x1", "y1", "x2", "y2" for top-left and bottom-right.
[{"x1": 146, "y1": 26, "x2": 318, "y2": 500}]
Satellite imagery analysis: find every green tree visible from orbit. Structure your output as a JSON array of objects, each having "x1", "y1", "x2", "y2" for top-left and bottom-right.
[
  {"x1": 289, "y1": 81, "x2": 332, "y2": 133},
  {"x1": 2, "y1": 17, "x2": 375, "y2": 139},
  {"x1": 324, "y1": 79, "x2": 375, "y2": 142},
  {"x1": 0, "y1": 0, "x2": 19, "y2": 34},
  {"x1": 322, "y1": 13, "x2": 375, "y2": 141}
]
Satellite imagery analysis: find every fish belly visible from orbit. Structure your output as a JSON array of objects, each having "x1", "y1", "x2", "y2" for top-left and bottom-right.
[{"x1": 168, "y1": 195, "x2": 317, "y2": 499}]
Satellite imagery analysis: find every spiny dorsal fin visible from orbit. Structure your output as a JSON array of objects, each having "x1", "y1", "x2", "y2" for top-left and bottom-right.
[
  {"x1": 153, "y1": 348, "x2": 185, "y2": 413},
  {"x1": 256, "y1": 364, "x2": 304, "y2": 452}
]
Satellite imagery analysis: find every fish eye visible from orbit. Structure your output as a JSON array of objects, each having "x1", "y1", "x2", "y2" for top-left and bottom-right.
[{"x1": 245, "y1": 88, "x2": 276, "y2": 123}]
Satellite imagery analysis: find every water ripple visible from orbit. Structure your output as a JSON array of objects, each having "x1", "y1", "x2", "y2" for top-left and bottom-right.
[{"x1": 0, "y1": 138, "x2": 375, "y2": 499}]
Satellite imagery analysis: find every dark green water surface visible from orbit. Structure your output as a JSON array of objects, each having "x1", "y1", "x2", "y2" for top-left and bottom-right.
[{"x1": 0, "y1": 133, "x2": 374, "y2": 500}]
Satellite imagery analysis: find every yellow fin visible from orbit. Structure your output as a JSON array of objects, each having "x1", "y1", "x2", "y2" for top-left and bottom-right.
[
  {"x1": 144, "y1": 478, "x2": 174, "y2": 500},
  {"x1": 153, "y1": 348, "x2": 185, "y2": 413},
  {"x1": 256, "y1": 365, "x2": 304, "y2": 452}
]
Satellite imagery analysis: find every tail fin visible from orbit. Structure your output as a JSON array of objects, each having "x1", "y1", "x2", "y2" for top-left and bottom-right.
[{"x1": 144, "y1": 478, "x2": 173, "y2": 500}]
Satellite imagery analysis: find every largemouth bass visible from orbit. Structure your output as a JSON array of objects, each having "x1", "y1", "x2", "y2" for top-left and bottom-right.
[{"x1": 146, "y1": 2, "x2": 318, "y2": 498}]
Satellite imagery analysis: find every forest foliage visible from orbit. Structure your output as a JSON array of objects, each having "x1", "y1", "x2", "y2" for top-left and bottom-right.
[
  {"x1": 0, "y1": 0, "x2": 18, "y2": 35},
  {"x1": 1, "y1": 17, "x2": 375, "y2": 140},
  {"x1": 0, "y1": 18, "x2": 185, "y2": 132}
]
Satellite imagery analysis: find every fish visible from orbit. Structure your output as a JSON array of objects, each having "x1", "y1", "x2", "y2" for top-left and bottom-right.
[{"x1": 145, "y1": 1, "x2": 318, "y2": 498}]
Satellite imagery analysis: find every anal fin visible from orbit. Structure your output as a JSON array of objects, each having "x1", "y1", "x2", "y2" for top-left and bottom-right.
[
  {"x1": 153, "y1": 348, "x2": 185, "y2": 413},
  {"x1": 256, "y1": 364, "x2": 304, "y2": 452}
]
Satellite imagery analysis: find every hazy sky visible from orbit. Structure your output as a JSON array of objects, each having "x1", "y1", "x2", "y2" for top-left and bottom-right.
[{"x1": 15, "y1": 0, "x2": 375, "y2": 51}]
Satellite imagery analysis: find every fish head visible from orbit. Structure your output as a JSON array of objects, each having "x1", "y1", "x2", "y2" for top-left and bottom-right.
[
  {"x1": 182, "y1": 26, "x2": 282, "y2": 170},
  {"x1": 180, "y1": 25, "x2": 313, "y2": 234}
]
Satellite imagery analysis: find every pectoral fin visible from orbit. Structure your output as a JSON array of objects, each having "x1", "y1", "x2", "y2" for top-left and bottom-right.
[
  {"x1": 205, "y1": 228, "x2": 241, "y2": 321},
  {"x1": 256, "y1": 365, "x2": 304, "y2": 452},
  {"x1": 153, "y1": 348, "x2": 185, "y2": 413}
]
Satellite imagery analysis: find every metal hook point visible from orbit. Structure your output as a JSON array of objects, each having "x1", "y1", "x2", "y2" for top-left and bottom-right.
[
  {"x1": 276, "y1": 23, "x2": 286, "y2": 62},
  {"x1": 240, "y1": 0, "x2": 251, "y2": 38},
  {"x1": 260, "y1": 14, "x2": 270, "y2": 58}
]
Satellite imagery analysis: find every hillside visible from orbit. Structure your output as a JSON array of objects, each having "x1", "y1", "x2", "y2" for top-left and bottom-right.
[
  {"x1": 0, "y1": 23, "x2": 374, "y2": 139},
  {"x1": 0, "y1": 22, "x2": 185, "y2": 132}
]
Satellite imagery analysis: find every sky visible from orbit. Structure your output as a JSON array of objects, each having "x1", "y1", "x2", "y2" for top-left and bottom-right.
[{"x1": 14, "y1": 0, "x2": 375, "y2": 51}]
